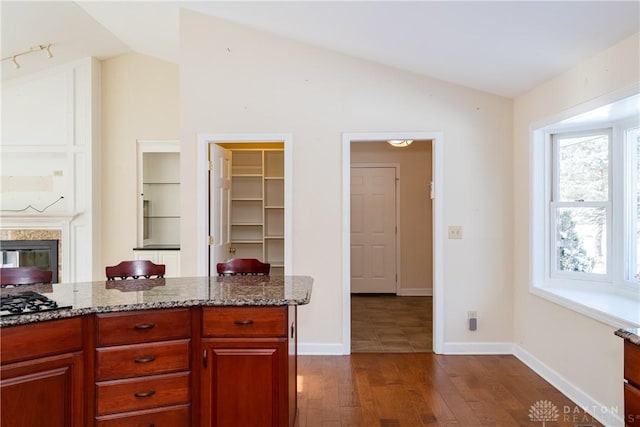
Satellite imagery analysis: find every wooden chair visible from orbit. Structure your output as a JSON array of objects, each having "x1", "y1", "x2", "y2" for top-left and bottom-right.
[
  {"x1": 216, "y1": 258, "x2": 271, "y2": 276},
  {"x1": 105, "y1": 260, "x2": 166, "y2": 280},
  {"x1": 0, "y1": 267, "x2": 54, "y2": 287}
]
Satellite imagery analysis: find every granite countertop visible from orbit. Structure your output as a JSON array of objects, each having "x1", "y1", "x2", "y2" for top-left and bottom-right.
[
  {"x1": 0, "y1": 275, "x2": 312, "y2": 327},
  {"x1": 614, "y1": 327, "x2": 640, "y2": 346}
]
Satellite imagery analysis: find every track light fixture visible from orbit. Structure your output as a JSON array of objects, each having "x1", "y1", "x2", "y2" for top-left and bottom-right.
[{"x1": 1, "y1": 44, "x2": 54, "y2": 70}]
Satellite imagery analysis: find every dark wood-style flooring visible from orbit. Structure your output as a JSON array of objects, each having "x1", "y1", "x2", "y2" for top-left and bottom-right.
[{"x1": 296, "y1": 353, "x2": 602, "y2": 426}]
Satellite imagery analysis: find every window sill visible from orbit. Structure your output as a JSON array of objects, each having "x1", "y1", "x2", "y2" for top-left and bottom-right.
[{"x1": 531, "y1": 284, "x2": 640, "y2": 328}]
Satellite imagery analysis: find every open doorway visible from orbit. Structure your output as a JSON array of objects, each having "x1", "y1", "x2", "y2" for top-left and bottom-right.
[
  {"x1": 342, "y1": 132, "x2": 444, "y2": 354},
  {"x1": 350, "y1": 141, "x2": 432, "y2": 352},
  {"x1": 210, "y1": 142, "x2": 286, "y2": 275},
  {"x1": 197, "y1": 133, "x2": 293, "y2": 277}
]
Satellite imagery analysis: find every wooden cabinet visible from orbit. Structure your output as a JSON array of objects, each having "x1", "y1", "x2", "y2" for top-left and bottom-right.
[
  {"x1": 230, "y1": 149, "x2": 285, "y2": 275},
  {"x1": 0, "y1": 305, "x2": 299, "y2": 427},
  {"x1": 200, "y1": 306, "x2": 296, "y2": 427},
  {"x1": 93, "y1": 308, "x2": 192, "y2": 425},
  {"x1": 625, "y1": 340, "x2": 640, "y2": 425},
  {"x1": 0, "y1": 317, "x2": 84, "y2": 427}
]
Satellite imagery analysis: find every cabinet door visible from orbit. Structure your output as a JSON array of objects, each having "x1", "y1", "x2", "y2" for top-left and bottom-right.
[
  {"x1": 158, "y1": 251, "x2": 180, "y2": 277},
  {"x1": 133, "y1": 250, "x2": 180, "y2": 277},
  {"x1": 1, "y1": 352, "x2": 84, "y2": 427},
  {"x1": 201, "y1": 340, "x2": 287, "y2": 427}
]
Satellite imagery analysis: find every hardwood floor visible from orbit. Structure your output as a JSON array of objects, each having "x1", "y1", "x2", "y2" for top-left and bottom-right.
[
  {"x1": 296, "y1": 353, "x2": 603, "y2": 427},
  {"x1": 351, "y1": 295, "x2": 432, "y2": 353}
]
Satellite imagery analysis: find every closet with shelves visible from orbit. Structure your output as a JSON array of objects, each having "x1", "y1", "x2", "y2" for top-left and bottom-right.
[{"x1": 229, "y1": 148, "x2": 284, "y2": 275}]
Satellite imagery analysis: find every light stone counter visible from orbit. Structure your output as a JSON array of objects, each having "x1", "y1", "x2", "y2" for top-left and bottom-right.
[{"x1": 0, "y1": 275, "x2": 313, "y2": 327}]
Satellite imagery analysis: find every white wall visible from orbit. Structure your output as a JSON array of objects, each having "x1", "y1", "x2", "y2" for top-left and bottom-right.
[
  {"x1": 513, "y1": 33, "x2": 640, "y2": 421},
  {"x1": 179, "y1": 10, "x2": 514, "y2": 350},
  {"x1": 100, "y1": 53, "x2": 180, "y2": 269}
]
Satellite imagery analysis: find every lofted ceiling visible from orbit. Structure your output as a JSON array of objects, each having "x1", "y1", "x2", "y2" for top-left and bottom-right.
[{"x1": 1, "y1": 1, "x2": 639, "y2": 98}]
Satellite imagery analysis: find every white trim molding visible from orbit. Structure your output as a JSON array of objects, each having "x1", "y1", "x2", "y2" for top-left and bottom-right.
[
  {"x1": 397, "y1": 288, "x2": 432, "y2": 296},
  {"x1": 342, "y1": 131, "x2": 444, "y2": 355},
  {"x1": 513, "y1": 345, "x2": 625, "y2": 427},
  {"x1": 196, "y1": 133, "x2": 293, "y2": 277},
  {"x1": 442, "y1": 342, "x2": 514, "y2": 355}
]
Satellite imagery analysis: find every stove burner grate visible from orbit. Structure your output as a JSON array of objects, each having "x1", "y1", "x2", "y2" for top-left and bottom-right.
[{"x1": 1, "y1": 291, "x2": 70, "y2": 317}]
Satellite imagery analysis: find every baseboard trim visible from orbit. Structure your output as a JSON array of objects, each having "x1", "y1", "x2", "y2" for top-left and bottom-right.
[
  {"x1": 442, "y1": 341, "x2": 514, "y2": 354},
  {"x1": 513, "y1": 345, "x2": 624, "y2": 427},
  {"x1": 298, "y1": 342, "x2": 346, "y2": 355},
  {"x1": 397, "y1": 288, "x2": 432, "y2": 296}
]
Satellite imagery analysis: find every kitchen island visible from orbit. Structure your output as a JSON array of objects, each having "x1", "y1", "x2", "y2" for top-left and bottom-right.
[
  {"x1": 616, "y1": 327, "x2": 640, "y2": 426},
  {"x1": 0, "y1": 275, "x2": 313, "y2": 427}
]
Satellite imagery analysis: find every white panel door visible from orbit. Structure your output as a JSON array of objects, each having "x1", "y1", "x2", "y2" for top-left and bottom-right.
[
  {"x1": 210, "y1": 144, "x2": 232, "y2": 274},
  {"x1": 351, "y1": 167, "x2": 397, "y2": 293}
]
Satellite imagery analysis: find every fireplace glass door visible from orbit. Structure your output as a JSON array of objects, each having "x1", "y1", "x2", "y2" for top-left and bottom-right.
[{"x1": 0, "y1": 240, "x2": 59, "y2": 283}]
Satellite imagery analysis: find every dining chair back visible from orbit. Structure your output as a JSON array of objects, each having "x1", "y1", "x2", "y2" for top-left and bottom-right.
[
  {"x1": 0, "y1": 267, "x2": 54, "y2": 287},
  {"x1": 216, "y1": 258, "x2": 271, "y2": 276},
  {"x1": 105, "y1": 260, "x2": 166, "y2": 280}
]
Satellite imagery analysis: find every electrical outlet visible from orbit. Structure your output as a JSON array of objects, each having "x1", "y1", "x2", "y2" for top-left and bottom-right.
[
  {"x1": 448, "y1": 226, "x2": 462, "y2": 239},
  {"x1": 468, "y1": 311, "x2": 477, "y2": 331}
]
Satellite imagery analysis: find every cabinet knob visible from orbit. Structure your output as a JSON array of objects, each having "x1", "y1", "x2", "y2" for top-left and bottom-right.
[
  {"x1": 234, "y1": 319, "x2": 254, "y2": 325},
  {"x1": 134, "y1": 355, "x2": 156, "y2": 364}
]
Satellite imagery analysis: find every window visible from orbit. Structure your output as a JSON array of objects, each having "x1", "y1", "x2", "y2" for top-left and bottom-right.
[
  {"x1": 627, "y1": 127, "x2": 640, "y2": 282},
  {"x1": 551, "y1": 130, "x2": 610, "y2": 278},
  {"x1": 531, "y1": 92, "x2": 640, "y2": 327}
]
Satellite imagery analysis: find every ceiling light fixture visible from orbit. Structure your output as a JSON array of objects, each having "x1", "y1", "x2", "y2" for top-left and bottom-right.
[
  {"x1": 1, "y1": 44, "x2": 54, "y2": 70},
  {"x1": 387, "y1": 139, "x2": 413, "y2": 147}
]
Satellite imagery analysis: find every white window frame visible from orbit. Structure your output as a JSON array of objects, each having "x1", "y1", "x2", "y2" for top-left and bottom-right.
[
  {"x1": 548, "y1": 128, "x2": 612, "y2": 283},
  {"x1": 531, "y1": 90, "x2": 640, "y2": 329}
]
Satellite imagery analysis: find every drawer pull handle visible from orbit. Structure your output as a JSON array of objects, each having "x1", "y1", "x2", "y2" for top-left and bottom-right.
[
  {"x1": 134, "y1": 356, "x2": 156, "y2": 364},
  {"x1": 234, "y1": 319, "x2": 254, "y2": 325},
  {"x1": 134, "y1": 390, "x2": 156, "y2": 398},
  {"x1": 133, "y1": 323, "x2": 156, "y2": 330}
]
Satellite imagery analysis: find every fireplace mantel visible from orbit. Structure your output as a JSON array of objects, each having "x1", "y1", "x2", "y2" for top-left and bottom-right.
[{"x1": 0, "y1": 215, "x2": 78, "y2": 283}]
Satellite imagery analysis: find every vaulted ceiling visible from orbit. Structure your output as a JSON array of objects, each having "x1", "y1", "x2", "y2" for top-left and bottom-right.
[{"x1": 2, "y1": 1, "x2": 638, "y2": 98}]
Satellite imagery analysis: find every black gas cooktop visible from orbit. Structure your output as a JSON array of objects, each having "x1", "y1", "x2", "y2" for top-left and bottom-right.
[{"x1": 0, "y1": 291, "x2": 70, "y2": 317}]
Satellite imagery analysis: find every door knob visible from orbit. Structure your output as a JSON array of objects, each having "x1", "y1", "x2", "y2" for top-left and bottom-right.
[{"x1": 229, "y1": 247, "x2": 236, "y2": 254}]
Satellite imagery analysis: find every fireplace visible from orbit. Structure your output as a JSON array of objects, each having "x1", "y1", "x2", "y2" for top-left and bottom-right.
[{"x1": 0, "y1": 240, "x2": 59, "y2": 283}]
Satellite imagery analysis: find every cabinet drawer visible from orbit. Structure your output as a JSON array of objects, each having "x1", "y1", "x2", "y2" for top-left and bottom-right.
[
  {"x1": 96, "y1": 309, "x2": 190, "y2": 346},
  {"x1": 1, "y1": 317, "x2": 83, "y2": 365},
  {"x1": 625, "y1": 382, "x2": 640, "y2": 425},
  {"x1": 96, "y1": 339, "x2": 190, "y2": 381},
  {"x1": 96, "y1": 404, "x2": 190, "y2": 427},
  {"x1": 202, "y1": 306, "x2": 286, "y2": 337},
  {"x1": 625, "y1": 341, "x2": 640, "y2": 388},
  {"x1": 96, "y1": 372, "x2": 190, "y2": 415}
]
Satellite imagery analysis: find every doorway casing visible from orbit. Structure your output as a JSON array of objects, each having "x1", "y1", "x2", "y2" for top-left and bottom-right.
[{"x1": 343, "y1": 132, "x2": 444, "y2": 354}]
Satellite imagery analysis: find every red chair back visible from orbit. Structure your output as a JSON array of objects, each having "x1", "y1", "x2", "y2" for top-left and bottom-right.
[
  {"x1": 0, "y1": 267, "x2": 53, "y2": 287},
  {"x1": 105, "y1": 260, "x2": 166, "y2": 280},
  {"x1": 216, "y1": 258, "x2": 271, "y2": 276}
]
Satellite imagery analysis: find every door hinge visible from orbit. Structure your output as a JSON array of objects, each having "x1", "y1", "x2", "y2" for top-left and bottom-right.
[
  {"x1": 208, "y1": 160, "x2": 214, "y2": 171},
  {"x1": 429, "y1": 181, "x2": 435, "y2": 199},
  {"x1": 208, "y1": 236, "x2": 214, "y2": 245}
]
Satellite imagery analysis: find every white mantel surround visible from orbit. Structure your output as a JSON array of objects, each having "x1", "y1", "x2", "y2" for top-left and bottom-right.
[
  {"x1": 0, "y1": 214, "x2": 78, "y2": 283},
  {"x1": 0, "y1": 58, "x2": 101, "y2": 282}
]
